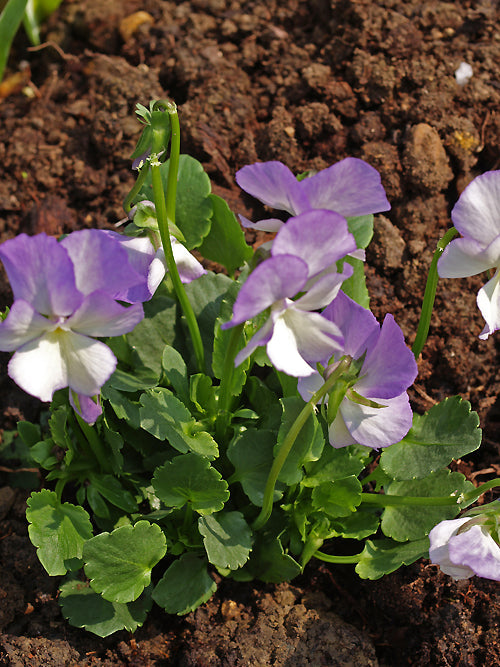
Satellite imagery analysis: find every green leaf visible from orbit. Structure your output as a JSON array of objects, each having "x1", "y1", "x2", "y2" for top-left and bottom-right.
[
  {"x1": 26, "y1": 490, "x2": 93, "y2": 576},
  {"x1": 152, "y1": 553, "x2": 216, "y2": 614},
  {"x1": 102, "y1": 385, "x2": 141, "y2": 429},
  {"x1": 153, "y1": 453, "x2": 229, "y2": 514},
  {"x1": 303, "y1": 445, "x2": 365, "y2": 487},
  {"x1": 0, "y1": 0, "x2": 28, "y2": 81},
  {"x1": 88, "y1": 474, "x2": 138, "y2": 513},
  {"x1": 59, "y1": 579, "x2": 152, "y2": 637},
  {"x1": 136, "y1": 154, "x2": 213, "y2": 249},
  {"x1": 17, "y1": 420, "x2": 41, "y2": 447},
  {"x1": 380, "y1": 396, "x2": 482, "y2": 481},
  {"x1": 311, "y1": 476, "x2": 362, "y2": 518},
  {"x1": 247, "y1": 524, "x2": 301, "y2": 583},
  {"x1": 83, "y1": 521, "x2": 167, "y2": 603},
  {"x1": 184, "y1": 271, "x2": 234, "y2": 373},
  {"x1": 140, "y1": 388, "x2": 218, "y2": 458},
  {"x1": 381, "y1": 469, "x2": 475, "y2": 541},
  {"x1": 355, "y1": 537, "x2": 429, "y2": 579},
  {"x1": 329, "y1": 510, "x2": 380, "y2": 539},
  {"x1": 162, "y1": 345, "x2": 189, "y2": 403},
  {"x1": 190, "y1": 373, "x2": 218, "y2": 416},
  {"x1": 48, "y1": 405, "x2": 71, "y2": 449},
  {"x1": 227, "y1": 429, "x2": 284, "y2": 506},
  {"x1": 198, "y1": 194, "x2": 253, "y2": 274},
  {"x1": 276, "y1": 398, "x2": 324, "y2": 484},
  {"x1": 199, "y1": 511, "x2": 253, "y2": 569},
  {"x1": 127, "y1": 295, "x2": 180, "y2": 374},
  {"x1": 106, "y1": 366, "x2": 159, "y2": 392},
  {"x1": 346, "y1": 214, "x2": 374, "y2": 249},
  {"x1": 340, "y1": 256, "x2": 369, "y2": 309}
]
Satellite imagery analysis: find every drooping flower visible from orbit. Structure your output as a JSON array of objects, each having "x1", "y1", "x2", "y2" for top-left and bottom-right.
[
  {"x1": 235, "y1": 158, "x2": 391, "y2": 232},
  {"x1": 429, "y1": 516, "x2": 500, "y2": 581},
  {"x1": 438, "y1": 170, "x2": 500, "y2": 339},
  {"x1": 105, "y1": 203, "x2": 206, "y2": 302},
  {"x1": 298, "y1": 291, "x2": 418, "y2": 448},
  {"x1": 0, "y1": 232, "x2": 144, "y2": 421},
  {"x1": 222, "y1": 210, "x2": 356, "y2": 376}
]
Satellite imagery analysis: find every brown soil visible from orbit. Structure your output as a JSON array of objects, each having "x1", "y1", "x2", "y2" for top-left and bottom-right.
[{"x1": 0, "y1": 0, "x2": 499, "y2": 664}]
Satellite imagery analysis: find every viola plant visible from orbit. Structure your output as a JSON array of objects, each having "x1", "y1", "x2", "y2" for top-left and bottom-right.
[{"x1": 1, "y1": 99, "x2": 499, "y2": 637}]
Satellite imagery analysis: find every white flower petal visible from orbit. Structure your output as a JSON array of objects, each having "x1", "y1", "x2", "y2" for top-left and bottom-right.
[
  {"x1": 428, "y1": 518, "x2": 475, "y2": 580},
  {"x1": 477, "y1": 270, "x2": 500, "y2": 339},
  {"x1": 148, "y1": 251, "x2": 167, "y2": 295},
  {"x1": 438, "y1": 236, "x2": 500, "y2": 278},
  {"x1": 0, "y1": 300, "x2": 51, "y2": 352},
  {"x1": 172, "y1": 241, "x2": 206, "y2": 283},
  {"x1": 8, "y1": 331, "x2": 68, "y2": 402},
  {"x1": 451, "y1": 170, "x2": 500, "y2": 246},
  {"x1": 58, "y1": 330, "x2": 117, "y2": 396}
]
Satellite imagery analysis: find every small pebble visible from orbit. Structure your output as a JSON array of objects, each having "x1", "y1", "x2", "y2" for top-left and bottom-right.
[{"x1": 455, "y1": 62, "x2": 473, "y2": 86}]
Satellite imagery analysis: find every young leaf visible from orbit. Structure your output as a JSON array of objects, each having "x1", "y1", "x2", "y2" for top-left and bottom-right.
[
  {"x1": 198, "y1": 194, "x2": 253, "y2": 275},
  {"x1": 83, "y1": 520, "x2": 167, "y2": 604},
  {"x1": 59, "y1": 580, "x2": 152, "y2": 637},
  {"x1": 152, "y1": 553, "x2": 216, "y2": 614},
  {"x1": 380, "y1": 396, "x2": 482, "y2": 481},
  {"x1": 88, "y1": 473, "x2": 138, "y2": 513},
  {"x1": 355, "y1": 537, "x2": 430, "y2": 579},
  {"x1": 311, "y1": 476, "x2": 362, "y2": 518},
  {"x1": 227, "y1": 429, "x2": 284, "y2": 506},
  {"x1": 346, "y1": 214, "x2": 374, "y2": 249},
  {"x1": 276, "y1": 397, "x2": 324, "y2": 484},
  {"x1": 380, "y1": 469, "x2": 475, "y2": 542},
  {"x1": 198, "y1": 511, "x2": 253, "y2": 570},
  {"x1": 153, "y1": 453, "x2": 229, "y2": 514},
  {"x1": 135, "y1": 154, "x2": 213, "y2": 249},
  {"x1": 26, "y1": 490, "x2": 93, "y2": 576},
  {"x1": 303, "y1": 445, "x2": 365, "y2": 487},
  {"x1": 140, "y1": 388, "x2": 218, "y2": 458}
]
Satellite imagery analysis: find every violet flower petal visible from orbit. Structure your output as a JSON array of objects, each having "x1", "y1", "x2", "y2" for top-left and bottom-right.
[
  {"x1": 69, "y1": 391, "x2": 102, "y2": 425},
  {"x1": 0, "y1": 233, "x2": 81, "y2": 317},
  {"x1": 234, "y1": 317, "x2": 274, "y2": 367},
  {"x1": 328, "y1": 411, "x2": 358, "y2": 448},
  {"x1": 337, "y1": 391, "x2": 413, "y2": 448},
  {"x1": 438, "y1": 235, "x2": 500, "y2": 278},
  {"x1": 322, "y1": 291, "x2": 379, "y2": 359},
  {"x1": 299, "y1": 158, "x2": 391, "y2": 218},
  {"x1": 221, "y1": 255, "x2": 309, "y2": 328},
  {"x1": 295, "y1": 267, "x2": 352, "y2": 312},
  {"x1": 448, "y1": 524, "x2": 500, "y2": 581},
  {"x1": 66, "y1": 292, "x2": 144, "y2": 337},
  {"x1": 236, "y1": 161, "x2": 310, "y2": 214},
  {"x1": 356, "y1": 314, "x2": 418, "y2": 399},
  {"x1": 0, "y1": 300, "x2": 52, "y2": 352},
  {"x1": 451, "y1": 170, "x2": 500, "y2": 246},
  {"x1": 429, "y1": 518, "x2": 475, "y2": 580},
  {"x1": 239, "y1": 214, "x2": 285, "y2": 233},
  {"x1": 271, "y1": 210, "x2": 357, "y2": 278},
  {"x1": 61, "y1": 230, "x2": 143, "y2": 300}
]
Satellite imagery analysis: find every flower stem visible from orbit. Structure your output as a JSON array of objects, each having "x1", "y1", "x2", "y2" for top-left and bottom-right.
[
  {"x1": 412, "y1": 226, "x2": 458, "y2": 359},
  {"x1": 252, "y1": 357, "x2": 352, "y2": 532},
  {"x1": 123, "y1": 162, "x2": 148, "y2": 213},
  {"x1": 215, "y1": 323, "x2": 245, "y2": 442},
  {"x1": 151, "y1": 103, "x2": 205, "y2": 373}
]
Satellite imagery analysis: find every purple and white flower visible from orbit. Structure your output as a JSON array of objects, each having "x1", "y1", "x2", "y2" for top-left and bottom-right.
[
  {"x1": 235, "y1": 158, "x2": 391, "y2": 232},
  {"x1": 438, "y1": 170, "x2": 500, "y2": 339},
  {"x1": 222, "y1": 210, "x2": 356, "y2": 376},
  {"x1": 0, "y1": 231, "x2": 145, "y2": 422},
  {"x1": 298, "y1": 291, "x2": 418, "y2": 448},
  {"x1": 429, "y1": 516, "x2": 500, "y2": 581}
]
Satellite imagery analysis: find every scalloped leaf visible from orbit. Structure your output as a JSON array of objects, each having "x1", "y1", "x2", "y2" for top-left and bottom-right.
[
  {"x1": 83, "y1": 521, "x2": 167, "y2": 603},
  {"x1": 26, "y1": 490, "x2": 93, "y2": 576},
  {"x1": 380, "y1": 469, "x2": 475, "y2": 542},
  {"x1": 199, "y1": 511, "x2": 253, "y2": 570},
  {"x1": 59, "y1": 580, "x2": 152, "y2": 637},
  {"x1": 380, "y1": 396, "x2": 481, "y2": 481},
  {"x1": 355, "y1": 537, "x2": 429, "y2": 580},
  {"x1": 153, "y1": 453, "x2": 229, "y2": 514},
  {"x1": 152, "y1": 553, "x2": 216, "y2": 614}
]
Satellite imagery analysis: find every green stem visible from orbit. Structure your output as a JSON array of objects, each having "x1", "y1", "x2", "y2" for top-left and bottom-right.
[
  {"x1": 313, "y1": 550, "x2": 363, "y2": 564},
  {"x1": 360, "y1": 478, "x2": 499, "y2": 508},
  {"x1": 215, "y1": 323, "x2": 245, "y2": 442},
  {"x1": 150, "y1": 104, "x2": 205, "y2": 372},
  {"x1": 74, "y1": 414, "x2": 108, "y2": 473},
  {"x1": 123, "y1": 162, "x2": 149, "y2": 213},
  {"x1": 252, "y1": 357, "x2": 352, "y2": 532},
  {"x1": 412, "y1": 226, "x2": 458, "y2": 358}
]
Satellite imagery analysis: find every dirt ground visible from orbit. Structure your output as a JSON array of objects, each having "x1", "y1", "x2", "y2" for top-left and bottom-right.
[{"x1": 0, "y1": 0, "x2": 499, "y2": 664}]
